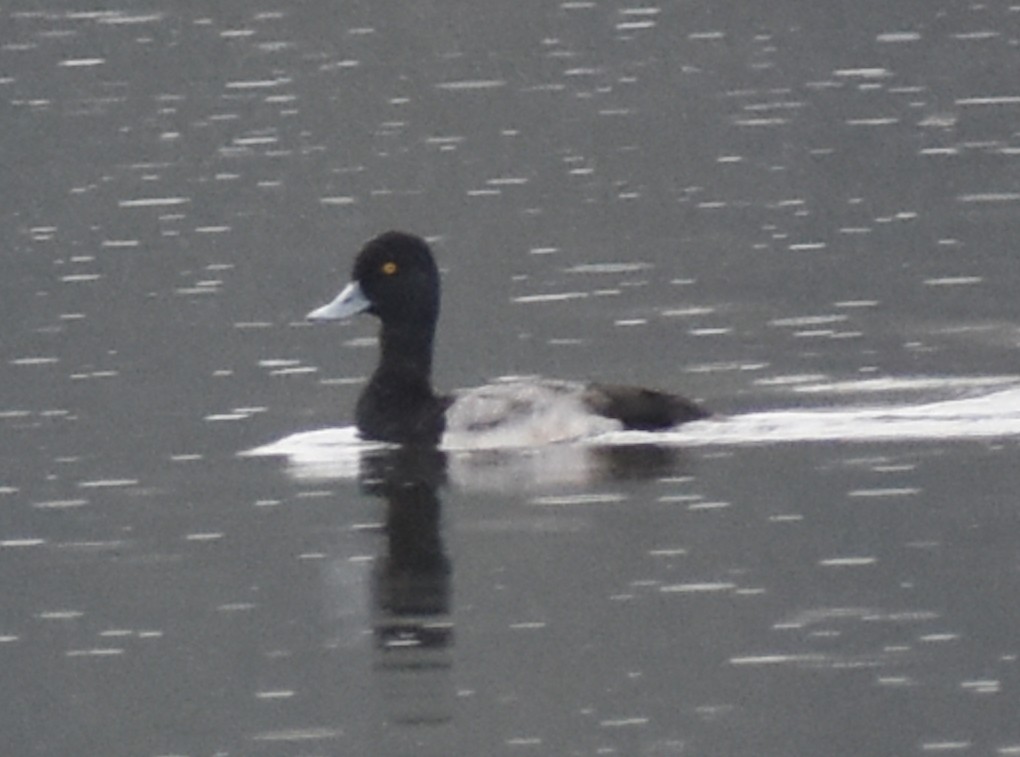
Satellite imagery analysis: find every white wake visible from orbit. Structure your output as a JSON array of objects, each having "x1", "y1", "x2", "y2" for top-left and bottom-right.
[{"x1": 242, "y1": 379, "x2": 1020, "y2": 484}]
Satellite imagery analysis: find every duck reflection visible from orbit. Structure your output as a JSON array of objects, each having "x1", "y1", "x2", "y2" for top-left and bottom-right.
[
  {"x1": 311, "y1": 442, "x2": 696, "y2": 730},
  {"x1": 284, "y1": 439, "x2": 699, "y2": 736},
  {"x1": 357, "y1": 446, "x2": 454, "y2": 726},
  {"x1": 361, "y1": 446, "x2": 451, "y2": 646}
]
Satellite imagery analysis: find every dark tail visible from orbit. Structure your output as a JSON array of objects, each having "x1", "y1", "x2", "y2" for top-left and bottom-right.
[{"x1": 583, "y1": 383, "x2": 710, "y2": 430}]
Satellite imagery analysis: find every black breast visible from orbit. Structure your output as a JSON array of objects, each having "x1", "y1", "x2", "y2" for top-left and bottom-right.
[{"x1": 355, "y1": 378, "x2": 452, "y2": 445}]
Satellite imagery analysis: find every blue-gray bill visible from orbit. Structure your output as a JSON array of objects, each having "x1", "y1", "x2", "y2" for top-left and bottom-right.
[{"x1": 307, "y1": 280, "x2": 371, "y2": 321}]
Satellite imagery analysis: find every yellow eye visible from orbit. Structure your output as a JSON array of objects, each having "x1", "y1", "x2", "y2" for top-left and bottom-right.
[{"x1": 381, "y1": 261, "x2": 398, "y2": 275}]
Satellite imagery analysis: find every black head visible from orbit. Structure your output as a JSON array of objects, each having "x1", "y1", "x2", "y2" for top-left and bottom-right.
[
  {"x1": 307, "y1": 231, "x2": 441, "y2": 326},
  {"x1": 352, "y1": 232, "x2": 441, "y2": 324}
]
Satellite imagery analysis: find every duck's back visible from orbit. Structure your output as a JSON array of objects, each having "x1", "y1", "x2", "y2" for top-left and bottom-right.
[
  {"x1": 582, "y1": 382, "x2": 710, "y2": 430},
  {"x1": 443, "y1": 379, "x2": 621, "y2": 449}
]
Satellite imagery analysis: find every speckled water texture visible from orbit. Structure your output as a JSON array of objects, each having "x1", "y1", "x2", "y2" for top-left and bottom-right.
[{"x1": 4, "y1": 3, "x2": 1020, "y2": 755}]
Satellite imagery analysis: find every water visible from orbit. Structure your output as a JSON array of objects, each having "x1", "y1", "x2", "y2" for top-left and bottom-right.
[{"x1": 4, "y1": 2, "x2": 1020, "y2": 755}]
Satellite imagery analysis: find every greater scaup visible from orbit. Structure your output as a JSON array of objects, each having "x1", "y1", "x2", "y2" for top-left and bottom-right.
[{"x1": 307, "y1": 231, "x2": 709, "y2": 446}]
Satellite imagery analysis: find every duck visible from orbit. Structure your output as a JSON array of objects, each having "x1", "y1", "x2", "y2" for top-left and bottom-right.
[{"x1": 307, "y1": 231, "x2": 709, "y2": 447}]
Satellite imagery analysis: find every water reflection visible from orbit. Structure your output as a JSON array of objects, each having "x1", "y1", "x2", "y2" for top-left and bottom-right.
[
  {"x1": 447, "y1": 442, "x2": 697, "y2": 492},
  {"x1": 357, "y1": 446, "x2": 454, "y2": 727},
  {"x1": 316, "y1": 440, "x2": 696, "y2": 736}
]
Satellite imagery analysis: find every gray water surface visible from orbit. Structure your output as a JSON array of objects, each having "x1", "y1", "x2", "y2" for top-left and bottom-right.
[{"x1": 4, "y1": 3, "x2": 1020, "y2": 755}]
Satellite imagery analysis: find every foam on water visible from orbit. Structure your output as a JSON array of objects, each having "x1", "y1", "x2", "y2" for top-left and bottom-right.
[
  {"x1": 241, "y1": 426, "x2": 386, "y2": 480},
  {"x1": 645, "y1": 384, "x2": 1020, "y2": 446}
]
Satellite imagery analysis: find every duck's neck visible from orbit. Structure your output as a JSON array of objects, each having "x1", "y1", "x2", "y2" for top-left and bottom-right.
[
  {"x1": 356, "y1": 319, "x2": 445, "y2": 445},
  {"x1": 372, "y1": 322, "x2": 436, "y2": 392}
]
